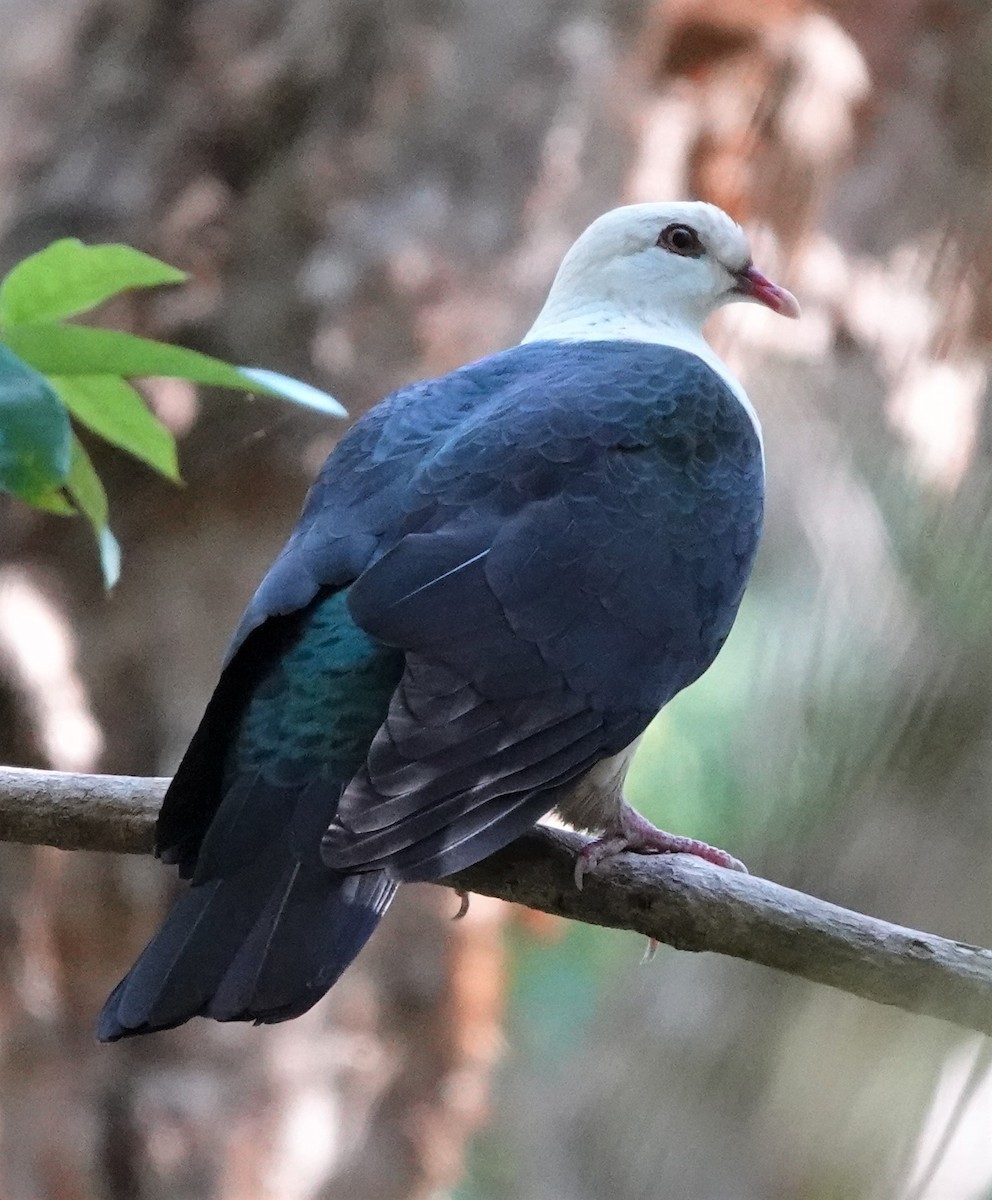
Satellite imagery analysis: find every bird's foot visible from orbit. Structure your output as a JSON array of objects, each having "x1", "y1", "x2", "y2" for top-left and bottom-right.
[
  {"x1": 452, "y1": 889, "x2": 472, "y2": 920},
  {"x1": 574, "y1": 804, "x2": 747, "y2": 889}
]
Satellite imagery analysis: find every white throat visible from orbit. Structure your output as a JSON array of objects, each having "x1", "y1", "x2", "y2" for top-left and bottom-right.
[{"x1": 521, "y1": 305, "x2": 764, "y2": 454}]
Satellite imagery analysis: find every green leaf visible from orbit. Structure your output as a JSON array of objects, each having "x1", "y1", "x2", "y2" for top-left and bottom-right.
[
  {"x1": 50, "y1": 374, "x2": 180, "y2": 481},
  {"x1": 0, "y1": 344, "x2": 72, "y2": 501},
  {"x1": 237, "y1": 368, "x2": 348, "y2": 417},
  {"x1": 0, "y1": 240, "x2": 186, "y2": 328},
  {"x1": 65, "y1": 435, "x2": 120, "y2": 588},
  {"x1": 4, "y1": 322, "x2": 283, "y2": 394},
  {"x1": 96, "y1": 525, "x2": 122, "y2": 589},
  {"x1": 66, "y1": 435, "x2": 107, "y2": 526},
  {"x1": 26, "y1": 488, "x2": 76, "y2": 516}
]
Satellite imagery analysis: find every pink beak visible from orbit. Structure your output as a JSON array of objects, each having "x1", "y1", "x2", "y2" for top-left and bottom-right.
[{"x1": 734, "y1": 264, "x2": 801, "y2": 319}]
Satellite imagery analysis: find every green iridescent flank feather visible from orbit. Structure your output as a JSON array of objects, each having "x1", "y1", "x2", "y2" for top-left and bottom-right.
[{"x1": 226, "y1": 589, "x2": 404, "y2": 789}]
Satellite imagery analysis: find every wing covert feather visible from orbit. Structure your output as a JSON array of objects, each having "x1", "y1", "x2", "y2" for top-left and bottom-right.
[{"x1": 321, "y1": 343, "x2": 763, "y2": 880}]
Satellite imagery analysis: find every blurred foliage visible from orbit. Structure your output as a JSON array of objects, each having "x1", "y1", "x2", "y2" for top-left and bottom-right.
[{"x1": 0, "y1": 240, "x2": 346, "y2": 584}]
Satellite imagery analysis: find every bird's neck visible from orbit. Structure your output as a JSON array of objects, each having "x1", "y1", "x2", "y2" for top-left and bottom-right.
[
  {"x1": 521, "y1": 304, "x2": 763, "y2": 451},
  {"x1": 522, "y1": 303, "x2": 707, "y2": 354}
]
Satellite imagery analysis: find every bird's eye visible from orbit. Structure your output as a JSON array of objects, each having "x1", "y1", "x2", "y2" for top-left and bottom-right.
[{"x1": 657, "y1": 223, "x2": 703, "y2": 258}]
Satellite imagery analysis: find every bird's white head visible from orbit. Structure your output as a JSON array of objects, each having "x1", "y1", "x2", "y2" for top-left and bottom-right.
[{"x1": 523, "y1": 201, "x2": 800, "y2": 345}]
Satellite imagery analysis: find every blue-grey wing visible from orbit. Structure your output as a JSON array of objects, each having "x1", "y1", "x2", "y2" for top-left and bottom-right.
[
  {"x1": 322, "y1": 342, "x2": 764, "y2": 881},
  {"x1": 157, "y1": 365, "x2": 500, "y2": 870}
]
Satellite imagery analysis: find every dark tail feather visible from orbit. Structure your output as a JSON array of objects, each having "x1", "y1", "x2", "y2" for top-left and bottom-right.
[
  {"x1": 207, "y1": 866, "x2": 396, "y2": 1024},
  {"x1": 98, "y1": 860, "x2": 396, "y2": 1041}
]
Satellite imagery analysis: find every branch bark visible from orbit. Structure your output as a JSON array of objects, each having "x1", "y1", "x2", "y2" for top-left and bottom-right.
[{"x1": 2, "y1": 765, "x2": 991, "y2": 1037}]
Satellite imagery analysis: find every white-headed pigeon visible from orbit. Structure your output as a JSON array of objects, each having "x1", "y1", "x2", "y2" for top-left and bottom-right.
[{"x1": 99, "y1": 201, "x2": 799, "y2": 1038}]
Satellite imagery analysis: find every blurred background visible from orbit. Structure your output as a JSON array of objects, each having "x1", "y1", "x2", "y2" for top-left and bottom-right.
[{"x1": 1, "y1": 0, "x2": 992, "y2": 1196}]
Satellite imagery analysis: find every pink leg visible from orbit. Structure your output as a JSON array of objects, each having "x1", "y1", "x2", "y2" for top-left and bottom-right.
[{"x1": 574, "y1": 802, "x2": 747, "y2": 888}]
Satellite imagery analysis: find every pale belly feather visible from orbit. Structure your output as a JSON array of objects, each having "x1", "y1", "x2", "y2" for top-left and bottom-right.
[{"x1": 553, "y1": 736, "x2": 642, "y2": 834}]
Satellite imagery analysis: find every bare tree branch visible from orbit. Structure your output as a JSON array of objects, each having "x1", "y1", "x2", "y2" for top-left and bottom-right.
[
  {"x1": 2, "y1": 765, "x2": 991, "y2": 1036},
  {"x1": 0, "y1": 766, "x2": 162, "y2": 855}
]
